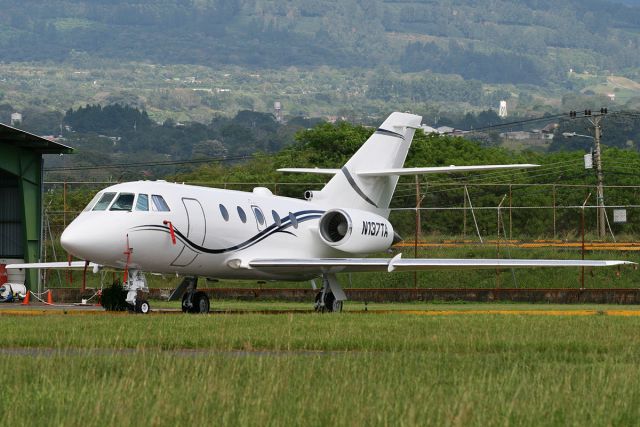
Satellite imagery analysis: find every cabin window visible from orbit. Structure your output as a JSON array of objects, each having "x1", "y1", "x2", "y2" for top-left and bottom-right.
[
  {"x1": 289, "y1": 212, "x2": 298, "y2": 229},
  {"x1": 272, "y1": 210, "x2": 281, "y2": 227},
  {"x1": 237, "y1": 206, "x2": 247, "y2": 223},
  {"x1": 92, "y1": 192, "x2": 116, "y2": 211},
  {"x1": 254, "y1": 207, "x2": 265, "y2": 226},
  {"x1": 135, "y1": 194, "x2": 149, "y2": 211},
  {"x1": 151, "y1": 195, "x2": 170, "y2": 212},
  {"x1": 83, "y1": 193, "x2": 102, "y2": 212},
  {"x1": 219, "y1": 204, "x2": 229, "y2": 221},
  {"x1": 110, "y1": 193, "x2": 135, "y2": 211}
]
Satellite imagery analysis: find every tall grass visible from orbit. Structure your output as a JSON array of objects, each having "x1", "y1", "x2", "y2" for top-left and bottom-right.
[{"x1": 1, "y1": 313, "x2": 640, "y2": 425}]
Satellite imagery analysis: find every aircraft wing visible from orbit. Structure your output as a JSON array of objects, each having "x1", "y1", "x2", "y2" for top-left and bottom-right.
[
  {"x1": 277, "y1": 168, "x2": 340, "y2": 174},
  {"x1": 278, "y1": 164, "x2": 538, "y2": 177},
  {"x1": 356, "y1": 164, "x2": 539, "y2": 177},
  {"x1": 6, "y1": 261, "x2": 100, "y2": 270},
  {"x1": 249, "y1": 257, "x2": 633, "y2": 274}
]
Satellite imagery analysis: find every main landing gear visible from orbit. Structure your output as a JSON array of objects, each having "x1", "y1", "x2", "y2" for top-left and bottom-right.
[
  {"x1": 314, "y1": 273, "x2": 347, "y2": 313},
  {"x1": 125, "y1": 270, "x2": 151, "y2": 314},
  {"x1": 169, "y1": 276, "x2": 210, "y2": 314}
]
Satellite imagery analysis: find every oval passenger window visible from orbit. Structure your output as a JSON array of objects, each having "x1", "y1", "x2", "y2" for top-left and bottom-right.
[
  {"x1": 254, "y1": 208, "x2": 265, "y2": 225},
  {"x1": 237, "y1": 206, "x2": 247, "y2": 223},
  {"x1": 272, "y1": 210, "x2": 281, "y2": 226},
  {"x1": 219, "y1": 204, "x2": 229, "y2": 221}
]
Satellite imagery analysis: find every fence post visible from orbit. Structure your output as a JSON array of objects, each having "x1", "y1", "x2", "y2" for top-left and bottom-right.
[
  {"x1": 496, "y1": 195, "x2": 507, "y2": 288},
  {"x1": 463, "y1": 186, "x2": 467, "y2": 239},
  {"x1": 581, "y1": 193, "x2": 592, "y2": 289},
  {"x1": 63, "y1": 181, "x2": 67, "y2": 230},
  {"x1": 509, "y1": 184, "x2": 512, "y2": 240},
  {"x1": 552, "y1": 185, "x2": 556, "y2": 239}
]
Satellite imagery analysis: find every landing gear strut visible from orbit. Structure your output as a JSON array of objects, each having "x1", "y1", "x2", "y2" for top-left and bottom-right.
[
  {"x1": 125, "y1": 270, "x2": 151, "y2": 314},
  {"x1": 313, "y1": 273, "x2": 346, "y2": 313},
  {"x1": 170, "y1": 276, "x2": 210, "y2": 314}
]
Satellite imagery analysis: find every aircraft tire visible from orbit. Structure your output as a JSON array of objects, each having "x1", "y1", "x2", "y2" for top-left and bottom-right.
[
  {"x1": 323, "y1": 292, "x2": 335, "y2": 312},
  {"x1": 192, "y1": 291, "x2": 210, "y2": 314},
  {"x1": 181, "y1": 293, "x2": 191, "y2": 313},
  {"x1": 135, "y1": 299, "x2": 150, "y2": 314},
  {"x1": 314, "y1": 291, "x2": 322, "y2": 312}
]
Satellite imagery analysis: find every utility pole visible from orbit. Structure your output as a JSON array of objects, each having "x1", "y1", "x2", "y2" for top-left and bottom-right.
[
  {"x1": 591, "y1": 114, "x2": 606, "y2": 239},
  {"x1": 567, "y1": 109, "x2": 607, "y2": 238}
]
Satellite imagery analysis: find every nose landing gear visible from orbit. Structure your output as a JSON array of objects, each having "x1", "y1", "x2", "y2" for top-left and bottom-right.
[{"x1": 125, "y1": 270, "x2": 151, "y2": 314}]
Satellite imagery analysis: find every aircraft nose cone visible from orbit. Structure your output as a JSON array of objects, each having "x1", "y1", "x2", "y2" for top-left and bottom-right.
[
  {"x1": 61, "y1": 216, "x2": 129, "y2": 265},
  {"x1": 60, "y1": 222, "x2": 92, "y2": 259}
]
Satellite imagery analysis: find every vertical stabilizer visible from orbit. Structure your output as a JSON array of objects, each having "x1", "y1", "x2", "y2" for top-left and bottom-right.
[{"x1": 313, "y1": 112, "x2": 422, "y2": 217}]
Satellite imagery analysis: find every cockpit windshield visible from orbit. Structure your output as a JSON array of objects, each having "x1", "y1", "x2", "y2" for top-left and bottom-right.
[
  {"x1": 89, "y1": 191, "x2": 167, "y2": 212},
  {"x1": 92, "y1": 192, "x2": 117, "y2": 211},
  {"x1": 135, "y1": 194, "x2": 149, "y2": 211},
  {"x1": 110, "y1": 193, "x2": 135, "y2": 211},
  {"x1": 83, "y1": 193, "x2": 102, "y2": 212}
]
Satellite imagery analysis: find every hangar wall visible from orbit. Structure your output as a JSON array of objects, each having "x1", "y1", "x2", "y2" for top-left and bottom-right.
[{"x1": 0, "y1": 143, "x2": 42, "y2": 289}]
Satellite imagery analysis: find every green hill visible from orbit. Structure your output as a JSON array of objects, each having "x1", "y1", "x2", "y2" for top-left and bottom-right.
[{"x1": 1, "y1": 0, "x2": 639, "y2": 86}]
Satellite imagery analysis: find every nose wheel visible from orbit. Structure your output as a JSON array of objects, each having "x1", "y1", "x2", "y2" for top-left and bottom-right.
[{"x1": 135, "y1": 299, "x2": 150, "y2": 314}]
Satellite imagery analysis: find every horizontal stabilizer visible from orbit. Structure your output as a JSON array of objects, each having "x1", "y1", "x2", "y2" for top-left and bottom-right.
[
  {"x1": 7, "y1": 261, "x2": 100, "y2": 270},
  {"x1": 249, "y1": 257, "x2": 633, "y2": 274},
  {"x1": 357, "y1": 164, "x2": 539, "y2": 177},
  {"x1": 277, "y1": 168, "x2": 340, "y2": 175}
]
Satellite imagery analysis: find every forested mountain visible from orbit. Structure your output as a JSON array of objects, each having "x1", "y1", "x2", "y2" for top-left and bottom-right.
[{"x1": 1, "y1": 0, "x2": 639, "y2": 86}]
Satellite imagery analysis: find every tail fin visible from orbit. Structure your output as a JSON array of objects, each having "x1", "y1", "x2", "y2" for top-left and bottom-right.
[{"x1": 313, "y1": 112, "x2": 422, "y2": 216}]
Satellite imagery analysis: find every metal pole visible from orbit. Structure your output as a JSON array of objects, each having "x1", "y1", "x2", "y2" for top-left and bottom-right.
[
  {"x1": 581, "y1": 193, "x2": 591, "y2": 289},
  {"x1": 63, "y1": 181, "x2": 67, "y2": 229},
  {"x1": 414, "y1": 205, "x2": 418, "y2": 289},
  {"x1": 465, "y1": 186, "x2": 483, "y2": 244},
  {"x1": 592, "y1": 115, "x2": 606, "y2": 239},
  {"x1": 509, "y1": 184, "x2": 512, "y2": 240},
  {"x1": 496, "y1": 195, "x2": 507, "y2": 288},
  {"x1": 415, "y1": 176, "x2": 422, "y2": 238},
  {"x1": 463, "y1": 186, "x2": 467, "y2": 239},
  {"x1": 414, "y1": 176, "x2": 419, "y2": 289},
  {"x1": 552, "y1": 185, "x2": 556, "y2": 238}
]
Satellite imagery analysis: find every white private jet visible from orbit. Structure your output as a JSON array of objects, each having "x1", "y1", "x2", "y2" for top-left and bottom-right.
[{"x1": 8, "y1": 112, "x2": 633, "y2": 313}]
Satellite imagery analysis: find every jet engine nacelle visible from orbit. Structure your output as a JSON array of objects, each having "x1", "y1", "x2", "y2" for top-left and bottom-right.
[{"x1": 318, "y1": 208, "x2": 394, "y2": 254}]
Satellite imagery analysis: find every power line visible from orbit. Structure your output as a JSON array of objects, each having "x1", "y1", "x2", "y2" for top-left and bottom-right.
[{"x1": 44, "y1": 154, "x2": 260, "y2": 172}]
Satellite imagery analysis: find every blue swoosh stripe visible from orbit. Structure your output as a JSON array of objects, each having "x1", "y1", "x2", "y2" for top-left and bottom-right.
[{"x1": 131, "y1": 209, "x2": 324, "y2": 255}]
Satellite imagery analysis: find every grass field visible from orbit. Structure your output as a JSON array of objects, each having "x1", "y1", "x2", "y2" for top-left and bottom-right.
[{"x1": 2, "y1": 302, "x2": 640, "y2": 426}]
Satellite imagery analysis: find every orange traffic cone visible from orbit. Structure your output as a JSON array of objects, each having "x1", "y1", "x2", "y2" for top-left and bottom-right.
[
  {"x1": 21, "y1": 291, "x2": 30, "y2": 305},
  {"x1": 47, "y1": 290, "x2": 54, "y2": 305}
]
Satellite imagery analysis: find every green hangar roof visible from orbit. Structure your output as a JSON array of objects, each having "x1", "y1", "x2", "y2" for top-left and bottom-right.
[{"x1": 0, "y1": 123, "x2": 73, "y2": 154}]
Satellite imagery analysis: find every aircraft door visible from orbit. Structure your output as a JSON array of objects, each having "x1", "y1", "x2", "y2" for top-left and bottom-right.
[
  {"x1": 171, "y1": 198, "x2": 207, "y2": 267},
  {"x1": 251, "y1": 205, "x2": 266, "y2": 232}
]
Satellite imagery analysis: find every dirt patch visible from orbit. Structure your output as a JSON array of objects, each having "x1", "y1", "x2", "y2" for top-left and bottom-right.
[{"x1": 608, "y1": 76, "x2": 640, "y2": 91}]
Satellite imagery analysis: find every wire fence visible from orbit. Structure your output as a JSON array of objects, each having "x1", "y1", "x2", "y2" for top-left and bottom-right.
[
  {"x1": 42, "y1": 180, "x2": 640, "y2": 243},
  {"x1": 38, "y1": 179, "x2": 640, "y2": 291}
]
